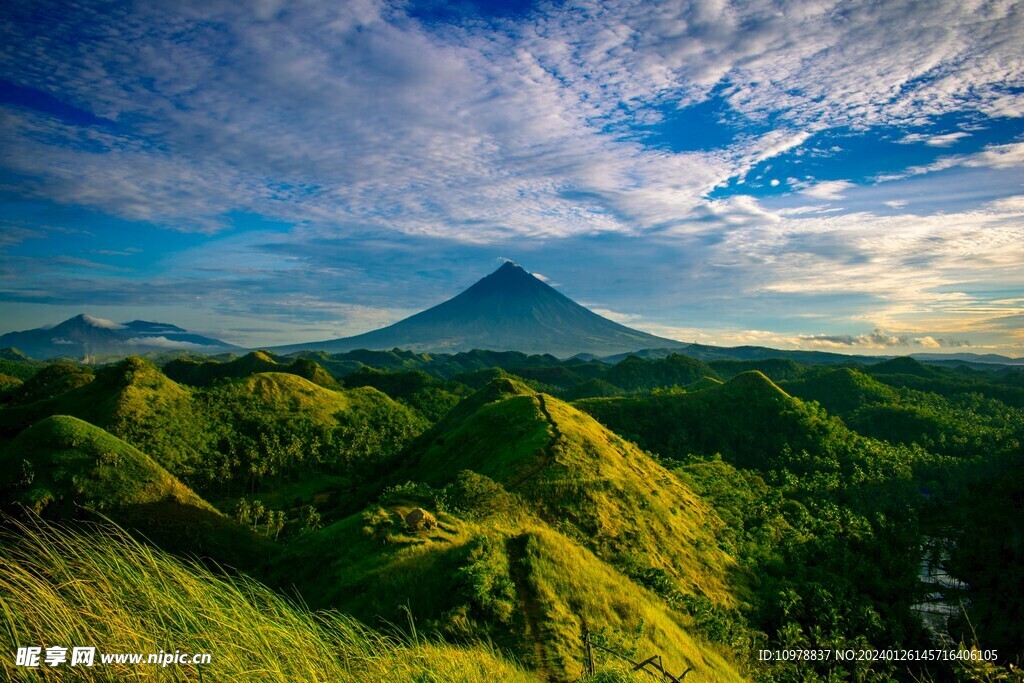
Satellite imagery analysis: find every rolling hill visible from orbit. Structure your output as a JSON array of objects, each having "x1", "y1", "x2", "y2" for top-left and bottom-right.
[
  {"x1": 0, "y1": 415, "x2": 272, "y2": 567},
  {"x1": 575, "y1": 371, "x2": 855, "y2": 470},
  {"x1": 274, "y1": 378, "x2": 746, "y2": 680}
]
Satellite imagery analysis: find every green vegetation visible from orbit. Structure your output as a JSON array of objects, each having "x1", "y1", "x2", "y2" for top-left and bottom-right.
[
  {"x1": 164, "y1": 350, "x2": 340, "y2": 388},
  {"x1": 0, "y1": 373, "x2": 22, "y2": 394},
  {"x1": 576, "y1": 371, "x2": 848, "y2": 470},
  {"x1": 783, "y1": 366, "x2": 1023, "y2": 458},
  {"x1": 342, "y1": 366, "x2": 468, "y2": 421},
  {"x1": 0, "y1": 416, "x2": 273, "y2": 568},
  {"x1": 0, "y1": 517, "x2": 539, "y2": 683},
  {"x1": 2, "y1": 350, "x2": 1022, "y2": 682},
  {"x1": 0, "y1": 415, "x2": 209, "y2": 514},
  {"x1": 0, "y1": 347, "x2": 43, "y2": 381}
]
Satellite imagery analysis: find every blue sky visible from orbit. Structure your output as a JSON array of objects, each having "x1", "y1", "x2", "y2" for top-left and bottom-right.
[{"x1": 1, "y1": 0, "x2": 1022, "y2": 354}]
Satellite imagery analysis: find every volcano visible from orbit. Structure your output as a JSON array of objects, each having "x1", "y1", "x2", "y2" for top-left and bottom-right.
[
  {"x1": 0, "y1": 315, "x2": 237, "y2": 359},
  {"x1": 274, "y1": 262, "x2": 687, "y2": 357}
]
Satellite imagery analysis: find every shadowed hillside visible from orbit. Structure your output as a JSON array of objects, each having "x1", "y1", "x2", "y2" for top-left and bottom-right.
[
  {"x1": 575, "y1": 371, "x2": 854, "y2": 470},
  {"x1": 0, "y1": 416, "x2": 272, "y2": 567}
]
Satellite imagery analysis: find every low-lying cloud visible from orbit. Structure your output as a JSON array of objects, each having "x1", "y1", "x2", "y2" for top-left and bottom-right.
[{"x1": 799, "y1": 329, "x2": 969, "y2": 349}]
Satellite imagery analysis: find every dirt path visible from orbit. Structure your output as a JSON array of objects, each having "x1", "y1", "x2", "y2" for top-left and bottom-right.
[
  {"x1": 506, "y1": 533, "x2": 560, "y2": 682},
  {"x1": 506, "y1": 394, "x2": 562, "y2": 491}
]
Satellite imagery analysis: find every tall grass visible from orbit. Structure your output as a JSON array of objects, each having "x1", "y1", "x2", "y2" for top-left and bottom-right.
[{"x1": 0, "y1": 517, "x2": 538, "y2": 682}]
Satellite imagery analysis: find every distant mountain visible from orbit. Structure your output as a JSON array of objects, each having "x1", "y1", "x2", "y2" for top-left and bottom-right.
[
  {"x1": 604, "y1": 343, "x2": 890, "y2": 365},
  {"x1": 273, "y1": 262, "x2": 687, "y2": 357},
  {"x1": 911, "y1": 352, "x2": 1024, "y2": 366},
  {"x1": 0, "y1": 314, "x2": 237, "y2": 359}
]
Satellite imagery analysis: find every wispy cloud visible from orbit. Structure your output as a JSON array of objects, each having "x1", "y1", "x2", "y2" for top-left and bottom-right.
[
  {"x1": 874, "y1": 142, "x2": 1024, "y2": 182},
  {"x1": 799, "y1": 180, "x2": 856, "y2": 200},
  {"x1": 1, "y1": 0, "x2": 1021, "y2": 241},
  {"x1": 897, "y1": 132, "x2": 971, "y2": 147},
  {"x1": 798, "y1": 329, "x2": 969, "y2": 349}
]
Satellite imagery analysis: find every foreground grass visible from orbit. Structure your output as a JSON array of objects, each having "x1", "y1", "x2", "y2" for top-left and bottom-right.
[{"x1": 0, "y1": 518, "x2": 538, "y2": 682}]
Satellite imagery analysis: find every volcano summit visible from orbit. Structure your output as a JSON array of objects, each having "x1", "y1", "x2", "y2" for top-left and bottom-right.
[{"x1": 275, "y1": 262, "x2": 686, "y2": 357}]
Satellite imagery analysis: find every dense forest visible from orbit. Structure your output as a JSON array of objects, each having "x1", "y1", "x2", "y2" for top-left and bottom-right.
[{"x1": 1, "y1": 346, "x2": 1022, "y2": 682}]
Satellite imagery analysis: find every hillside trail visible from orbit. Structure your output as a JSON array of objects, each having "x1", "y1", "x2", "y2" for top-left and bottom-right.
[
  {"x1": 506, "y1": 533, "x2": 560, "y2": 683},
  {"x1": 504, "y1": 394, "x2": 564, "y2": 682},
  {"x1": 506, "y1": 394, "x2": 562, "y2": 491}
]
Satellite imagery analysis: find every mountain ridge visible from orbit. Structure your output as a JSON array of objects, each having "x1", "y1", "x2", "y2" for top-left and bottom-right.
[{"x1": 0, "y1": 314, "x2": 237, "y2": 359}]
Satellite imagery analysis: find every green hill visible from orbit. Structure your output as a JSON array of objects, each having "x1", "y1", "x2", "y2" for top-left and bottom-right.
[
  {"x1": 196, "y1": 372, "x2": 428, "y2": 492},
  {"x1": 869, "y1": 356, "x2": 936, "y2": 377},
  {"x1": 163, "y1": 350, "x2": 340, "y2": 388},
  {"x1": 575, "y1": 371, "x2": 854, "y2": 470},
  {"x1": 342, "y1": 367, "x2": 468, "y2": 421},
  {"x1": 0, "y1": 357, "x2": 209, "y2": 475},
  {"x1": 0, "y1": 416, "x2": 271, "y2": 567},
  {"x1": 604, "y1": 353, "x2": 718, "y2": 391},
  {"x1": 0, "y1": 415, "x2": 208, "y2": 514},
  {"x1": 782, "y1": 366, "x2": 1023, "y2": 457},
  {"x1": 0, "y1": 360, "x2": 426, "y2": 491},
  {"x1": 781, "y1": 367, "x2": 899, "y2": 415},
  {"x1": 0, "y1": 373, "x2": 22, "y2": 394},
  {"x1": 398, "y1": 378, "x2": 737, "y2": 603},
  {"x1": 684, "y1": 375, "x2": 724, "y2": 391},
  {"x1": 268, "y1": 378, "x2": 746, "y2": 680},
  {"x1": 277, "y1": 504, "x2": 744, "y2": 682},
  {"x1": 707, "y1": 358, "x2": 808, "y2": 381},
  {"x1": 0, "y1": 347, "x2": 43, "y2": 381},
  {"x1": 5, "y1": 362, "x2": 94, "y2": 405}
]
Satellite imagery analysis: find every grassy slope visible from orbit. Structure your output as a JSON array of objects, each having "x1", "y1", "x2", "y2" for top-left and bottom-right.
[
  {"x1": 0, "y1": 415, "x2": 274, "y2": 568},
  {"x1": 400, "y1": 378, "x2": 737, "y2": 603},
  {"x1": 278, "y1": 504, "x2": 744, "y2": 682},
  {"x1": 0, "y1": 518, "x2": 538, "y2": 683},
  {"x1": 0, "y1": 360, "x2": 425, "y2": 485},
  {"x1": 273, "y1": 378, "x2": 746, "y2": 680},
  {"x1": 0, "y1": 415, "x2": 207, "y2": 513},
  {"x1": 0, "y1": 357, "x2": 208, "y2": 473},
  {"x1": 575, "y1": 371, "x2": 855, "y2": 470}
]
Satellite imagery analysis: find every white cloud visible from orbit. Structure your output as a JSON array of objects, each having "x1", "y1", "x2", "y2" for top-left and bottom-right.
[
  {"x1": 800, "y1": 180, "x2": 856, "y2": 200},
  {"x1": 123, "y1": 336, "x2": 220, "y2": 350},
  {"x1": 897, "y1": 132, "x2": 971, "y2": 147},
  {"x1": 0, "y1": 0, "x2": 1019, "y2": 242},
  {"x1": 875, "y1": 142, "x2": 1024, "y2": 182},
  {"x1": 796, "y1": 329, "x2": 969, "y2": 349}
]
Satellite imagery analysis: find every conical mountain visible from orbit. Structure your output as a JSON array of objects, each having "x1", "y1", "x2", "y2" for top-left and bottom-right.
[{"x1": 273, "y1": 262, "x2": 687, "y2": 357}]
